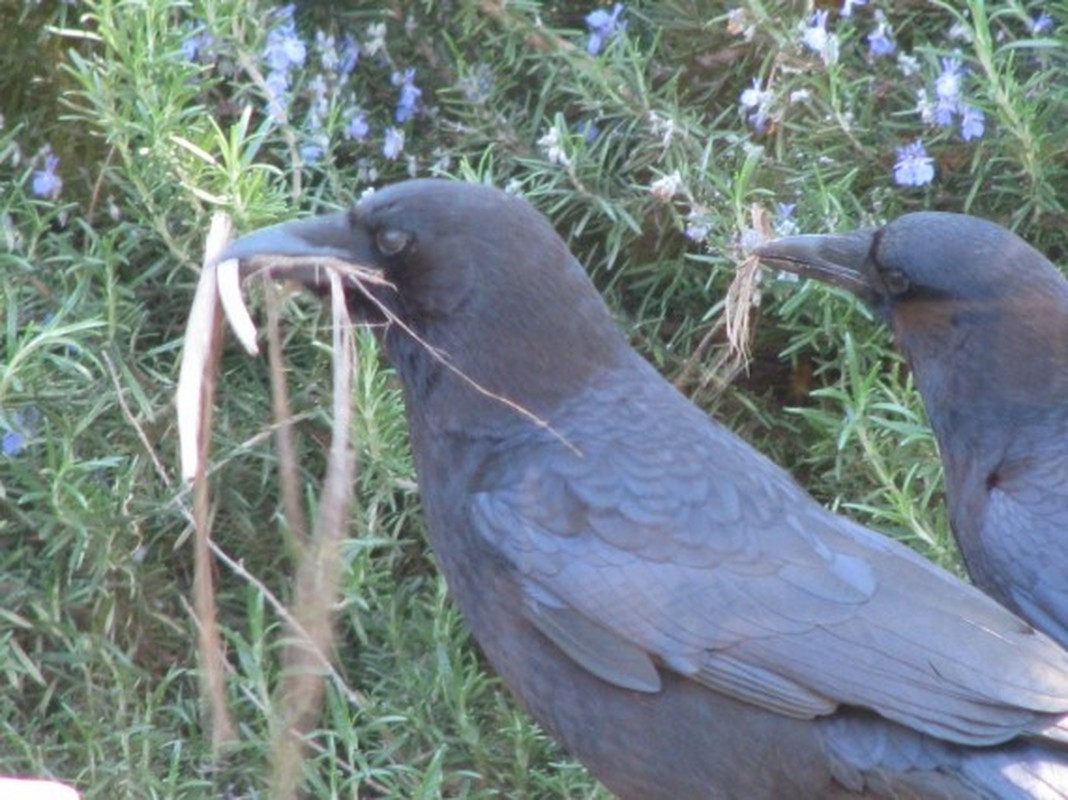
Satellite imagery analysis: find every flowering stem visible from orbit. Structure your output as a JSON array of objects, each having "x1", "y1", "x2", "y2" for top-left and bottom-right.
[{"x1": 938, "y1": 0, "x2": 1039, "y2": 187}]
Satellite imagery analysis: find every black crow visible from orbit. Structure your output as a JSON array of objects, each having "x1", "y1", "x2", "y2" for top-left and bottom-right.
[{"x1": 223, "y1": 184, "x2": 1068, "y2": 799}]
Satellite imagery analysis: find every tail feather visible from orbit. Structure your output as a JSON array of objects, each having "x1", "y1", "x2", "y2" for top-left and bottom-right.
[
  {"x1": 826, "y1": 713, "x2": 1068, "y2": 798},
  {"x1": 961, "y1": 742, "x2": 1068, "y2": 800},
  {"x1": 1031, "y1": 714, "x2": 1068, "y2": 745}
]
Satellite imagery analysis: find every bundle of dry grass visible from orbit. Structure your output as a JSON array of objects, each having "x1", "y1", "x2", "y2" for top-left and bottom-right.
[{"x1": 177, "y1": 213, "x2": 384, "y2": 797}]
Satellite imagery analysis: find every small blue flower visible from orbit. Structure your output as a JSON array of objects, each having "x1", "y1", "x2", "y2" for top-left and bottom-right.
[
  {"x1": 262, "y1": 5, "x2": 307, "y2": 124},
  {"x1": 2, "y1": 430, "x2": 25, "y2": 457},
  {"x1": 338, "y1": 33, "x2": 360, "y2": 77},
  {"x1": 31, "y1": 152, "x2": 62, "y2": 199},
  {"x1": 684, "y1": 222, "x2": 709, "y2": 242},
  {"x1": 182, "y1": 31, "x2": 214, "y2": 63},
  {"x1": 925, "y1": 56, "x2": 987, "y2": 140},
  {"x1": 801, "y1": 10, "x2": 838, "y2": 65},
  {"x1": 586, "y1": 3, "x2": 625, "y2": 55},
  {"x1": 265, "y1": 68, "x2": 290, "y2": 95},
  {"x1": 684, "y1": 207, "x2": 711, "y2": 242},
  {"x1": 893, "y1": 140, "x2": 934, "y2": 187},
  {"x1": 959, "y1": 104, "x2": 985, "y2": 141},
  {"x1": 775, "y1": 202, "x2": 799, "y2": 236},
  {"x1": 300, "y1": 141, "x2": 324, "y2": 163},
  {"x1": 576, "y1": 119, "x2": 599, "y2": 144},
  {"x1": 383, "y1": 126, "x2": 405, "y2": 159},
  {"x1": 307, "y1": 73, "x2": 330, "y2": 122},
  {"x1": 935, "y1": 57, "x2": 963, "y2": 105},
  {"x1": 739, "y1": 78, "x2": 774, "y2": 132},
  {"x1": 3, "y1": 406, "x2": 39, "y2": 457},
  {"x1": 316, "y1": 31, "x2": 339, "y2": 72},
  {"x1": 264, "y1": 69, "x2": 291, "y2": 122},
  {"x1": 933, "y1": 96, "x2": 957, "y2": 128},
  {"x1": 1030, "y1": 12, "x2": 1054, "y2": 34},
  {"x1": 866, "y1": 13, "x2": 895, "y2": 58},
  {"x1": 345, "y1": 108, "x2": 370, "y2": 141},
  {"x1": 391, "y1": 68, "x2": 422, "y2": 123},
  {"x1": 264, "y1": 5, "x2": 306, "y2": 73},
  {"x1": 929, "y1": 59, "x2": 963, "y2": 128}
]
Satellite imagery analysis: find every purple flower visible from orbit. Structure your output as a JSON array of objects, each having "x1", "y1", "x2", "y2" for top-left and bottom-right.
[
  {"x1": 684, "y1": 210, "x2": 710, "y2": 242},
  {"x1": 933, "y1": 96, "x2": 957, "y2": 128},
  {"x1": 383, "y1": 126, "x2": 405, "y2": 159},
  {"x1": 925, "y1": 56, "x2": 986, "y2": 140},
  {"x1": 959, "y1": 104, "x2": 985, "y2": 141},
  {"x1": 935, "y1": 57, "x2": 963, "y2": 105},
  {"x1": 576, "y1": 119, "x2": 599, "y2": 144},
  {"x1": 31, "y1": 152, "x2": 62, "y2": 199},
  {"x1": 316, "y1": 31, "x2": 339, "y2": 72},
  {"x1": 684, "y1": 223, "x2": 709, "y2": 242},
  {"x1": 264, "y1": 5, "x2": 306, "y2": 73},
  {"x1": 307, "y1": 73, "x2": 330, "y2": 122},
  {"x1": 3, "y1": 406, "x2": 39, "y2": 456},
  {"x1": 1030, "y1": 12, "x2": 1054, "y2": 34},
  {"x1": 316, "y1": 31, "x2": 358, "y2": 78},
  {"x1": 929, "y1": 59, "x2": 962, "y2": 128},
  {"x1": 264, "y1": 69, "x2": 291, "y2": 122},
  {"x1": 3, "y1": 430, "x2": 25, "y2": 456},
  {"x1": 182, "y1": 31, "x2": 214, "y2": 63},
  {"x1": 775, "y1": 202, "x2": 799, "y2": 236},
  {"x1": 300, "y1": 141, "x2": 324, "y2": 163},
  {"x1": 893, "y1": 140, "x2": 934, "y2": 187},
  {"x1": 801, "y1": 10, "x2": 838, "y2": 65},
  {"x1": 262, "y1": 5, "x2": 306, "y2": 123},
  {"x1": 338, "y1": 33, "x2": 360, "y2": 77},
  {"x1": 586, "y1": 3, "x2": 625, "y2": 55},
  {"x1": 391, "y1": 68, "x2": 422, "y2": 123},
  {"x1": 866, "y1": 13, "x2": 895, "y2": 58},
  {"x1": 345, "y1": 108, "x2": 370, "y2": 141},
  {"x1": 739, "y1": 77, "x2": 773, "y2": 131}
]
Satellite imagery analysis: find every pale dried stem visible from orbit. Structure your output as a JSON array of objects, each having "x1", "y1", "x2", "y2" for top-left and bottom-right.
[
  {"x1": 262, "y1": 277, "x2": 310, "y2": 548},
  {"x1": 176, "y1": 212, "x2": 240, "y2": 752},
  {"x1": 268, "y1": 271, "x2": 357, "y2": 800}
]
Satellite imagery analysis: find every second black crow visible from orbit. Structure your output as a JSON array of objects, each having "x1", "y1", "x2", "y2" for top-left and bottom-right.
[{"x1": 755, "y1": 212, "x2": 1068, "y2": 649}]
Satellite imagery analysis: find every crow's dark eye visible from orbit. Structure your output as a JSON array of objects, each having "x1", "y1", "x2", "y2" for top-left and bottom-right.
[
  {"x1": 881, "y1": 268, "x2": 910, "y2": 295},
  {"x1": 376, "y1": 228, "x2": 410, "y2": 255}
]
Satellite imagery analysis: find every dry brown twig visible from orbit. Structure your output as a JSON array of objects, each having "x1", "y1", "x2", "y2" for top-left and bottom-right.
[
  {"x1": 262, "y1": 278, "x2": 310, "y2": 549},
  {"x1": 175, "y1": 211, "x2": 239, "y2": 753},
  {"x1": 673, "y1": 204, "x2": 770, "y2": 398},
  {"x1": 267, "y1": 268, "x2": 357, "y2": 800},
  {"x1": 177, "y1": 217, "x2": 365, "y2": 789},
  {"x1": 723, "y1": 203, "x2": 773, "y2": 365}
]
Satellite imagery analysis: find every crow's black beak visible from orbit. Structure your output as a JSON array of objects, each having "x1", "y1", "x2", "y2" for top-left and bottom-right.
[
  {"x1": 753, "y1": 229, "x2": 877, "y2": 299},
  {"x1": 220, "y1": 210, "x2": 377, "y2": 290}
]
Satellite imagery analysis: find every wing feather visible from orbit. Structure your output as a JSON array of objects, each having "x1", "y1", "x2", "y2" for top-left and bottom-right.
[{"x1": 469, "y1": 363, "x2": 1068, "y2": 745}]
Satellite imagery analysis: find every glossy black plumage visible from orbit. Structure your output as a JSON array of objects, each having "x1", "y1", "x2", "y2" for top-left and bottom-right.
[
  {"x1": 223, "y1": 184, "x2": 1068, "y2": 798},
  {"x1": 756, "y1": 212, "x2": 1068, "y2": 649}
]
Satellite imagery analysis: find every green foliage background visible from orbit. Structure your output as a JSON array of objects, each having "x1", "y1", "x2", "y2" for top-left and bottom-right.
[{"x1": 1, "y1": 1, "x2": 1065, "y2": 796}]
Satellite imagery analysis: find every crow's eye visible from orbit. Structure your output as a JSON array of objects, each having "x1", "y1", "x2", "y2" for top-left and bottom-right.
[
  {"x1": 376, "y1": 228, "x2": 410, "y2": 256},
  {"x1": 881, "y1": 268, "x2": 910, "y2": 296}
]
